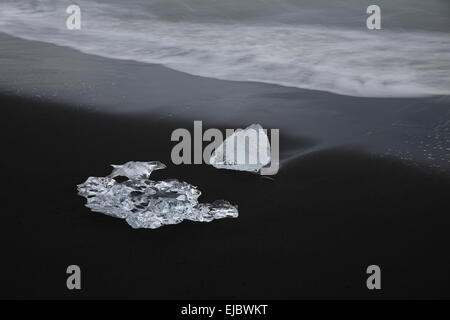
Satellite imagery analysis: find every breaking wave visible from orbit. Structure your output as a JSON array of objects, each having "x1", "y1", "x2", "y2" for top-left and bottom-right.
[{"x1": 1, "y1": 0, "x2": 449, "y2": 97}]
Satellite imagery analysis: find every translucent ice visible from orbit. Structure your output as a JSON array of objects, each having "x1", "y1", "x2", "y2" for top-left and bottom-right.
[
  {"x1": 77, "y1": 161, "x2": 238, "y2": 229},
  {"x1": 109, "y1": 161, "x2": 166, "y2": 179},
  {"x1": 209, "y1": 124, "x2": 271, "y2": 173}
]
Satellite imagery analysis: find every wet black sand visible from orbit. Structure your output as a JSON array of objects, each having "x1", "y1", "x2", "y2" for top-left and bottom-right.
[{"x1": 1, "y1": 93, "x2": 450, "y2": 299}]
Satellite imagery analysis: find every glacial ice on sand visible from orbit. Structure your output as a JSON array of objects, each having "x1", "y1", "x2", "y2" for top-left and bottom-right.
[
  {"x1": 209, "y1": 124, "x2": 271, "y2": 173},
  {"x1": 77, "y1": 161, "x2": 238, "y2": 229}
]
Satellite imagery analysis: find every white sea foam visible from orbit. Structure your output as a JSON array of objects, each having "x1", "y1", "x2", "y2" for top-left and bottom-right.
[{"x1": 1, "y1": 0, "x2": 449, "y2": 97}]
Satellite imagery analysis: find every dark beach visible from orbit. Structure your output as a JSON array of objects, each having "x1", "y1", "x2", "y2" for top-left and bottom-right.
[
  {"x1": 1, "y1": 91, "x2": 450, "y2": 299},
  {"x1": 1, "y1": 0, "x2": 450, "y2": 303}
]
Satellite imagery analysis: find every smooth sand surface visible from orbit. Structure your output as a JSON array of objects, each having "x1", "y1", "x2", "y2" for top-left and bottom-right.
[{"x1": 1, "y1": 93, "x2": 450, "y2": 299}]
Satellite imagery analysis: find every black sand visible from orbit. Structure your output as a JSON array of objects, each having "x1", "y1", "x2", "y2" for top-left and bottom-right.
[{"x1": 1, "y1": 93, "x2": 450, "y2": 299}]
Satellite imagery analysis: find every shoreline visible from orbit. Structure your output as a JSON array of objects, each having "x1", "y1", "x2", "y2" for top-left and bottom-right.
[{"x1": 2, "y1": 32, "x2": 450, "y2": 170}]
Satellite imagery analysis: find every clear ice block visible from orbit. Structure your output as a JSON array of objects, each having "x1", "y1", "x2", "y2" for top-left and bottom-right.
[{"x1": 77, "y1": 161, "x2": 238, "y2": 229}]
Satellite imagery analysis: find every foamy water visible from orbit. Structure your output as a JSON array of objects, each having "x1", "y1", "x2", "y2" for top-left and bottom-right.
[{"x1": 1, "y1": 0, "x2": 449, "y2": 97}]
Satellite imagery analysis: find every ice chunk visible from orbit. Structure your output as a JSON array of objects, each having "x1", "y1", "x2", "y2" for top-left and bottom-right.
[
  {"x1": 77, "y1": 161, "x2": 238, "y2": 229},
  {"x1": 109, "y1": 161, "x2": 166, "y2": 179},
  {"x1": 209, "y1": 124, "x2": 271, "y2": 173}
]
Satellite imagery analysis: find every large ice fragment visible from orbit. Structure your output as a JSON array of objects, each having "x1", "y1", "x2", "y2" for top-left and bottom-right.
[
  {"x1": 77, "y1": 161, "x2": 238, "y2": 229},
  {"x1": 209, "y1": 124, "x2": 271, "y2": 173}
]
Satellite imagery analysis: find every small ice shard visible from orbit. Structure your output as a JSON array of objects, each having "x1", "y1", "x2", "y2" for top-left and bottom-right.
[
  {"x1": 109, "y1": 161, "x2": 166, "y2": 179},
  {"x1": 77, "y1": 161, "x2": 238, "y2": 229},
  {"x1": 209, "y1": 124, "x2": 271, "y2": 173}
]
